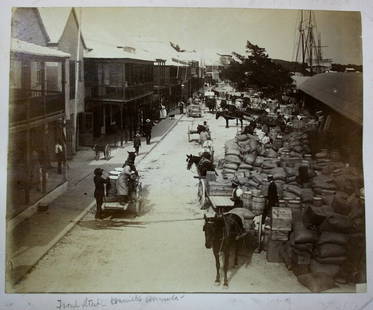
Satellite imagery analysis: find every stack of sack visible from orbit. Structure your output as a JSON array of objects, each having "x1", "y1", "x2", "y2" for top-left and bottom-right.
[
  {"x1": 288, "y1": 219, "x2": 318, "y2": 276},
  {"x1": 223, "y1": 138, "x2": 242, "y2": 179},
  {"x1": 280, "y1": 132, "x2": 311, "y2": 158}
]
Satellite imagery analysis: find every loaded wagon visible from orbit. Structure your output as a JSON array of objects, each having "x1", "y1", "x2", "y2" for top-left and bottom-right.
[
  {"x1": 196, "y1": 172, "x2": 264, "y2": 249},
  {"x1": 187, "y1": 121, "x2": 212, "y2": 143},
  {"x1": 103, "y1": 167, "x2": 143, "y2": 216}
]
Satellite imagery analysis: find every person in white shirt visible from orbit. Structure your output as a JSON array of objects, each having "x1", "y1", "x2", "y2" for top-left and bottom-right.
[{"x1": 55, "y1": 141, "x2": 64, "y2": 174}]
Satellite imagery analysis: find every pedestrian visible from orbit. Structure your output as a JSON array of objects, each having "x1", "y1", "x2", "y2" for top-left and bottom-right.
[
  {"x1": 199, "y1": 128, "x2": 209, "y2": 146},
  {"x1": 55, "y1": 140, "x2": 64, "y2": 174},
  {"x1": 116, "y1": 163, "x2": 134, "y2": 204},
  {"x1": 231, "y1": 179, "x2": 244, "y2": 208},
  {"x1": 178, "y1": 100, "x2": 184, "y2": 114},
  {"x1": 93, "y1": 168, "x2": 110, "y2": 220},
  {"x1": 143, "y1": 119, "x2": 153, "y2": 145},
  {"x1": 133, "y1": 132, "x2": 141, "y2": 155},
  {"x1": 263, "y1": 174, "x2": 278, "y2": 225}
]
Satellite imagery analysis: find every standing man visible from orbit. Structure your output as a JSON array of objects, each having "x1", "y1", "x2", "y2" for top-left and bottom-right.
[
  {"x1": 93, "y1": 168, "x2": 110, "y2": 220},
  {"x1": 133, "y1": 132, "x2": 141, "y2": 155},
  {"x1": 263, "y1": 175, "x2": 278, "y2": 224},
  {"x1": 178, "y1": 100, "x2": 184, "y2": 114},
  {"x1": 143, "y1": 119, "x2": 153, "y2": 145},
  {"x1": 55, "y1": 140, "x2": 64, "y2": 174}
]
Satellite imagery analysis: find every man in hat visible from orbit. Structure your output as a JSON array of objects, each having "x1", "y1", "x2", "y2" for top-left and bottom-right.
[
  {"x1": 133, "y1": 132, "x2": 141, "y2": 155},
  {"x1": 93, "y1": 168, "x2": 110, "y2": 220},
  {"x1": 143, "y1": 119, "x2": 153, "y2": 145},
  {"x1": 263, "y1": 174, "x2": 278, "y2": 224}
]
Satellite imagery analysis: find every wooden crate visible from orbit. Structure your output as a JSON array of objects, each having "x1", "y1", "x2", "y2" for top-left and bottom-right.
[
  {"x1": 207, "y1": 181, "x2": 233, "y2": 196},
  {"x1": 266, "y1": 240, "x2": 284, "y2": 263},
  {"x1": 271, "y1": 207, "x2": 292, "y2": 231},
  {"x1": 271, "y1": 230, "x2": 289, "y2": 241}
]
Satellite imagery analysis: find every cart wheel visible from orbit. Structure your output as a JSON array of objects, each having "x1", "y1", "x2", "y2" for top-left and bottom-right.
[
  {"x1": 105, "y1": 144, "x2": 111, "y2": 160},
  {"x1": 135, "y1": 182, "x2": 143, "y2": 215},
  {"x1": 198, "y1": 180, "x2": 206, "y2": 208}
]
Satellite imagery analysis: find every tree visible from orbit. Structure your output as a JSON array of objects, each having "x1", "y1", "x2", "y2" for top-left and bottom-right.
[{"x1": 220, "y1": 41, "x2": 293, "y2": 98}]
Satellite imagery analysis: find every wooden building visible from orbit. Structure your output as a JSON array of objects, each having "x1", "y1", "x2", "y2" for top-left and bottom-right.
[
  {"x1": 37, "y1": 8, "x2": 88, "y2": 156},
  {"x1": 84, "y1": 44, "x2": 154, "y2": 144},
  {"x1": 8, "y1": 38, "x2": 70, "y2": 218}
]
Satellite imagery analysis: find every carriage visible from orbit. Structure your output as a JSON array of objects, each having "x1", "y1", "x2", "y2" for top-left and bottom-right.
[
  {"x1": 102, "y1": 167, "x2": 143, "y2": 216},
  {"x1": 187, "y1": 121, "x2": 212, "y2": 143}
]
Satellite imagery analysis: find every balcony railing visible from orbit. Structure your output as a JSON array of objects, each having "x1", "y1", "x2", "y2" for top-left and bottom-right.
[
  {"x1": 9, "y1": 89, "x2": 64, "y2": 125},
  {"x1": 90, "y1": 83, "x2": 153, "y2": 101}
]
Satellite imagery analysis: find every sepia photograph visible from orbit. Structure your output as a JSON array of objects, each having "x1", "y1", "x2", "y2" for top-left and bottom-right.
[{"x1": 3, "y1": 2, "x2": 367, "y2": 297}]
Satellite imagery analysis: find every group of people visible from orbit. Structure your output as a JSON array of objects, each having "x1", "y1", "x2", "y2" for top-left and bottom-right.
[{"x1": 93, "y1": 117, "x2": 156, "y2": 220}]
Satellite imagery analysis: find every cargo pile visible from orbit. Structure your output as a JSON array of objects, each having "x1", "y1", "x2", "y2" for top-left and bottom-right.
[{"x1": 218, "y1": 108, "x2": 365, "y2": 292}]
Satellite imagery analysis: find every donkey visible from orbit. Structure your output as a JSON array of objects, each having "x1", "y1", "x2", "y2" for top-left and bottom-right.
[
  {"x1": 215, "y1": 111, "x2": 244, "y2": 128},
  {"x1": 186, "y1": 153, "x2": 216, "y2": 177},
  {"x1": 203, "y1": 214, "x2": 244, "y2": 287}
]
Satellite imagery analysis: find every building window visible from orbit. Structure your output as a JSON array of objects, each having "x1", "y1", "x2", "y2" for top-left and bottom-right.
[
  {"x1": 45, "y1": 62, "x2": 63, "y2": 92},
  {"x1": 70, "y1": 61, "x2": 75, "y2": 99}
]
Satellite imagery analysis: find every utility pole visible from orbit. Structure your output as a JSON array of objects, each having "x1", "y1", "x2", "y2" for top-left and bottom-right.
[{"x1": 74, "y1": 7, "x2": 82, "y2": 152}]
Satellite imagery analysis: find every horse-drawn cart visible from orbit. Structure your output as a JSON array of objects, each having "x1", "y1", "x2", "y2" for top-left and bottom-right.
[
  {"x1": 197, "y1": 175, "x2": 263, "y2": 249},
  {"x1": 103, "y1": 168, "x2": 143, "y2": 216}
]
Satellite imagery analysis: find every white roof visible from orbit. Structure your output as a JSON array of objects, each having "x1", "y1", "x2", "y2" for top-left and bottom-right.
[
  {"x1": 84, "y1": 39, "x2": 153, "y2": 61},
  {"x1": 38, "y1": 7, "x2": 72, "y2": 44},
  {"x1": 11, "y1": 38, "x2": 70, "y2": 58}
]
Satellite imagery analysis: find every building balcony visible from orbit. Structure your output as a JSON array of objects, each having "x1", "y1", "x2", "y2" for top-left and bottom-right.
[
  {"x1": 9, "y1": 88, "x2": 65, "y2": 126},
  {"x1": 88, "y1": 82, "x2": 153, "y2": 102}
]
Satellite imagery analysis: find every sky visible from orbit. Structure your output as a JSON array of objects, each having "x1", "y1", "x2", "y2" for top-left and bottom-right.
[{"x1": 81, "y1": 7, "x2": 362, "y2": 65}]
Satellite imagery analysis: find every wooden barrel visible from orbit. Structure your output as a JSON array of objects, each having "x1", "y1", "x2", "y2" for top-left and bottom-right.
[
  {"x1": 251, "y1": 195, "x2": 265, "y2": 215},
  {"x1": 242, "y1": 191, "x2": 252, "y2": 209},
  {"x1": 313, "y1": 196, "x2": 323, "y2": 207},
  {"x1": 108, "y1": 176, "x2": 118, "y2": 195},
  {"x1": 251, "y1": 189, "x2": 261, "y2": 197},
  {"x1": 304, "y1": 154, "x2": 312, "y2": 161},
  {"x1": 278, "y1": 199, "x2": 286, "y2": 208},
  {"x1": 109, "y1": 170, "x2": 121, "y2": 176},
  {"x1": 288, "y1": 199, "x2": 301, "y2": 210}
]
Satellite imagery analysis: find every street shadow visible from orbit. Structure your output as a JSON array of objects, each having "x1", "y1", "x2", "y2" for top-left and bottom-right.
[
  {"x1": 226, "y1": 234, "x2": 257, "y2": 283},
  {"x1": 78, "y1": 218, "x2": 147, "y2": 231}
]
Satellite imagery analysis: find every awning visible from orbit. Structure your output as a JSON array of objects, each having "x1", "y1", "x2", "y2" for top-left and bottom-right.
[{"x1": 299, "y1": 72, "x2": 363, "y2": 125}]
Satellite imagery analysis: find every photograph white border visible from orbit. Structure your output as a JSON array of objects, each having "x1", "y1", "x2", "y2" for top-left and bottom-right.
[{"x1": 0, "y1": 0, "x2": 372, "y2": 309}]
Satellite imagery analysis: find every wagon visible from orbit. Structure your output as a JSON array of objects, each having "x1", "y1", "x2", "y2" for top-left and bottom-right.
[
  {"x1": 102, "y1": 168, "x2": 143, "y2": 216},
  {"x1": 187, "y1": 122, "x2": 212, "y2": 143},
  {"x1": 187, "y1": 104, "x2": 203, "y2": 118},
  {"x1": 197, "y1": 175, "x2": 264, "y2": 249}
]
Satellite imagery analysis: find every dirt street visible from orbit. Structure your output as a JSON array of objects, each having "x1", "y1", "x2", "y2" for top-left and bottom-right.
[{"x1": 13, "y1": 112, "x2": 354, "y2": 293}]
